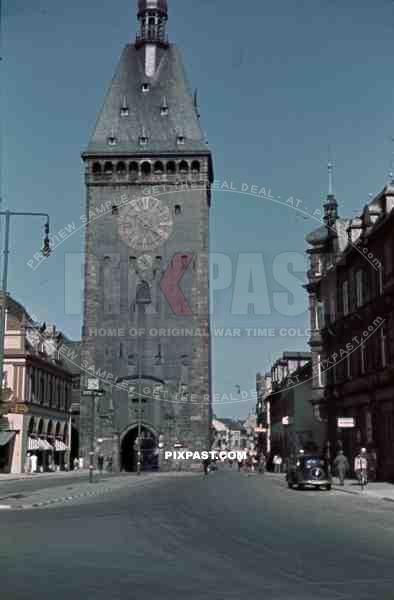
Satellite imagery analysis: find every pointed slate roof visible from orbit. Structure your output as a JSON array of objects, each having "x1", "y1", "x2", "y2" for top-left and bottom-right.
[{"x1": 84, "y1": 44, "x2": 210, "y2": 157}]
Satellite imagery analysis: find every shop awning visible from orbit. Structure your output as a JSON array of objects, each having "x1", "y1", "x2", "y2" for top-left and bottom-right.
[
  {"x1": 54, "y1": 440, "x2": 68, "y2": 452},
  {"x1": 0, "y1": 431, "x2": 16, "y2": 447},
  {"x1": 39, "y1": 439, "x2": 53, "y2": 451}
]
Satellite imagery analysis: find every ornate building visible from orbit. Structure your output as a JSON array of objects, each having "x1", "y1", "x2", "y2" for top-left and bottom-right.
[
  {"x1": 306, "y1": 167, "x2": 394, "y2": 480},
  {"x1": 0, "y1": 294, "x2": 74, "y2": 473},
  {"x1": 80, "y1": 0, "x2": 213, "y2": 470}
]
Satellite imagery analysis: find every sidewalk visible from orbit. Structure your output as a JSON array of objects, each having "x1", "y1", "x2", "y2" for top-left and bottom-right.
[
  {"x1": 266, "y1": 471, "x2": 394, "y2": 504},
  {"x1": 332, "y1": 479, "x2": 394, "y2": 503},
  {"x1": 0, "y1": 471, "x2": 195, "y2": 510},
  {"x1": 0, "y1": 470, "x2": 89, "y2": 483}
]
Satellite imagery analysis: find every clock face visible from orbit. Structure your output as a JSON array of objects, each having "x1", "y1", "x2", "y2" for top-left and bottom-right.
[{"x1": 118, "y1": 196, "x2": 173, "y2": 251}]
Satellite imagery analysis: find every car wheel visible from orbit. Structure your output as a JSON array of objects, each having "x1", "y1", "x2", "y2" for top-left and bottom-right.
[
  {"x1": 326, "y1": 484, "x2": 331, "y2": 491},
  {"x1": 298, "y1": 484, "x2": 305, "y2": 490}
]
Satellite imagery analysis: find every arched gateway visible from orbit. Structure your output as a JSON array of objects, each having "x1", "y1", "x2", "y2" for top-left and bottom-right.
[{"x1": 121, "y1": 424, "x2": 159, "y2": 472}]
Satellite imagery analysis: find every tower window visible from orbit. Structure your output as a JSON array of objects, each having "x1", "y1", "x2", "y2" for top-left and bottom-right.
[
  {"x1": 179, "y1": 160, "x2": 189, "y2": 173},
  {"x1": 92, "y1": 162, "x2": 102, "y2": 176},
  {"x1": 141, "y1": 162, "x2": 151, "y2": 176},
  {"x1": 191, "y1": 160, "x2": 201, "y2": 173},
  {"x1": 139, "y1": 136, "x2": 148, "y2": 146},
  {"x1": 154, "y1": 161, "x2": 164, "y2": 174},
  {"x1": 174, "y1": 205, "x2": 182, "y2": 216},
  {"x1": 120, "y1": 106, "x2": 129, "y2": 117},
  {"x1": 161, "y1": 106, "x2": 169, "y2": 116},
  {"x1": 104, "y1": 162, "x2": 113, "y2": 174},
  {"x1": 129, "y1": 161, "x2": 139, "y2": 176},
  {"x1": 166, "y1": 161, "x2": 176, "y2": 175},
  {"x1": 108, "y1": 135, "x2": 117, "y2": 146},
  {"x1": 116, "y1": 161, "x2": 126, "y2": 176},
  {"x1": 141, "y1": 83, "x2": 150, "y2": 93},
  {"x1": 177, "y1": 136, "x2": 185, "y2": 145}
]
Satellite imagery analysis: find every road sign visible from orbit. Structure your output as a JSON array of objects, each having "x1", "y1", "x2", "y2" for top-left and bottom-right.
[
  {"x1": 87, "y1": 378, "x2": 100, "y2": 391},
  {"x1": 8, "y1": 403, "x2": 28, "y2": 414},
  {"x1": 337, "y1": 417, "x2": 355, "y2": 428},
  {"x1": 282, "y1": 416, "x2": 290, "y2": 425},
  {"x1": 81, "y1": 389, "x2": 105, "y2": 397}
]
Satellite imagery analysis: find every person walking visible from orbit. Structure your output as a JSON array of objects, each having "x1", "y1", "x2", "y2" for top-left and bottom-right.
[
  {"x1": 237, "y1": 457, "x2": 243, "y2": 472},
  {"x1": 97, "y1": 453, "x2": 104, "y2": 474},
  {"x1": 333, "y1": 450, "x2": 349, "y2": 486},
  {"x1": 30, "y1": 453, "x2": 38, "y2": 474},
  {"x1": 354, "y1": 448, "x2": 368, "y2": 487},
  {"x1": 202, "y1": 457, "x2": 210, "y2": 476}
]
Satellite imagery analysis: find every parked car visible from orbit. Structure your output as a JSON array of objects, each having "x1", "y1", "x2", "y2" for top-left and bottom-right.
[{"x1": 286, "y1": 454, "x2": 332, "y2": 491}]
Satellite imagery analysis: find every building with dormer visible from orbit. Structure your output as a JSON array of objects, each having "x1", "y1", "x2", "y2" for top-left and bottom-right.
[
  {"x1": 305, "y1": 169, "x2": 394, "y2": 480},
  {"x1": 0, "y1": 294, "x2": 77, "y2": 473}
]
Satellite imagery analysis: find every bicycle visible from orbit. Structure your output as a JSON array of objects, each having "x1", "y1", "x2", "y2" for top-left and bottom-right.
[{"x1": 358, "y1": 468, "x2": 368, "y2": 491}]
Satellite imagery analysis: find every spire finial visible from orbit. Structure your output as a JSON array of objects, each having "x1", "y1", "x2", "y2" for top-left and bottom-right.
[
  {"x1": 136, "y1": 0, "x2": 169, "y2": 47},
  {"x1": 328, "y1": 159, "x2": 333, "y2": 196}
]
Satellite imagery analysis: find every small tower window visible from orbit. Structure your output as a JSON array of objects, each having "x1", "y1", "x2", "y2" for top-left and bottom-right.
[
  {"x1": 141, "y1": 83, "x2": 150, "y2": 93},
  {"x1": 179, "y1": 160, "x2": 189, "y2": 174},
  {"x1": 104, "y1": 162, "x2": 113, "y2": 174},
  {"x1": 116, "y1": 161, "x2": 126, "y2": 176},
  {"x1": 141, "y1": 162, "x2": 151, "y2": 176},
  {"x1": 174, "y1": 205, "x2": 182, "y2": 216},
  {"x1": 161, "y1": 106, "x2": 169, "y2": 116},
  {"x1": 120, "y1": 96, "x2": 129, "y2": 117},
  {"x1": 129, "y1": 161, "x2": 139, "y2": 176},
  {"x1": 154, "y1": 161, "x2": 164, "y2": 174},
  {"x1": 191, "y1": 160, "x2": 201, "y2": 174},
  {"x1": 177, "y1": 136, "x2": 185, "y2": 145},
  {"x1": 139, "y1": 135, "x2": 148, "y2": 146},
  {"x1": 108, "y1": 135, "x2": 117, "y2": 146},
  {"x1": 92, "y1": 162, "x2": 102, "y2": 176},
  {"x1": 166, "y1": 161, "x2": 176, "y2": 175}
]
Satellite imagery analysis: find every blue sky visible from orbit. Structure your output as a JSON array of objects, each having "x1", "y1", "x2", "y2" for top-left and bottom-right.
[{"x1": 2, "y1": 0, "x2": 394, "y2": 418}]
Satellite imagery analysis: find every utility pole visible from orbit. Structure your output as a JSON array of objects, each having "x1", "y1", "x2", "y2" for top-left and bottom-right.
[{"x1": 0, "y1": 211, "x2": 51, "y2": 410}]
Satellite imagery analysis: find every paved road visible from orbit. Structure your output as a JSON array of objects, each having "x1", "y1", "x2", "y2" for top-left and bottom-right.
[
  {"x1": 0, "y1": 472, "x2": 118, "y2": 500},
  {"x1": 1, "y1": 469, "x2": 393, "y2": 600}
]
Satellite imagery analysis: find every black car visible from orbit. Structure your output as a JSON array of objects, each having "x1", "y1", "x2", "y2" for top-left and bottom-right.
[{"x1": 286, "y1": 454, "x2": 332, "y2": 491}]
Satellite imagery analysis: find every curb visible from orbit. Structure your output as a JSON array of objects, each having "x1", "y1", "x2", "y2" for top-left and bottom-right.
[
  {"x1": 333, "y1": 486, "x2": 394, "y2": 505},
  {"x1": 0, "y1": 486, "x2": 116, "y2": 510}
]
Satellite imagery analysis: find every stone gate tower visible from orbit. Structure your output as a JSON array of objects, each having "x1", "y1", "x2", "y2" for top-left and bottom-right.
[{"x1": 80, "y1": 0, "x2": 213, "y2": 470}]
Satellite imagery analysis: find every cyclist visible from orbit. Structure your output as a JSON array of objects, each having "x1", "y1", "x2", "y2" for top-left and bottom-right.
[{"x1": 354, "y1": 448, "x2": 368, "y2": 488}]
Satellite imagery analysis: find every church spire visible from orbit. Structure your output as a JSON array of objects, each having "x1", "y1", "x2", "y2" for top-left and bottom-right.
[
  {"x1": 323, "y1": 159, "x2": 338, "y2": 227},
  {"x1": 136, "y1": 0, "x2": 169, "y2": 47}
]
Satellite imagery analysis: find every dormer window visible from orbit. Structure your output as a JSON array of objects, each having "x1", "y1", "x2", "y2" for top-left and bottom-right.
[
  {"x1": 141, "y1": 83, "x2": 150, "y2": 93},
  {"x1": 120, "y1": 106, "x2": 129, "y2": 117},
  {"x1": 161, "y1": 105, "x2": 169, "y2": 116},
  {"x1": 108, "y1": 136, "x2": 117, "y2": 146},
  {"x1": 177, "y1": 136, "x2": 185, "y2": 145},
  {"x1": 139, "y1": 136, "x2": 148, "y2": 146}
]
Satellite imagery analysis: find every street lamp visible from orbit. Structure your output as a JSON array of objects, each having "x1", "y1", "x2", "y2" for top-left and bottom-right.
[
  {"x1": 81, "y1": 377, "x2": 104, "y2": 483},
  {"x1": 0, "y1": 210, "x2": 51, "y2": 408}
]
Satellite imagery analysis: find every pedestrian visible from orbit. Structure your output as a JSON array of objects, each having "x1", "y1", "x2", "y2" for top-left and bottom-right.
[
  {"x1": 30, "y1": 453, "x2": 37, "y2": 474},
  {"x1": 97, "y1": 454, "x2": 104, "y2": 474},
  {"x1": 25, "y1": 453, "x2": 32, "y2": 474},
  {"x1": 202, "y1": 457, "x2": 210, "y2": 475},
  {"x1": 237, "y1": 458, "x2": 243, "y2": 472},
  {"x1": 258, "y1": 453, "x2": 266, "y2": 474},
  {"x1": 79, "y1": 457, "x2": 84, "y2": 470},
  {"x1": 73, "y1": 457, "x2": 79, "y2": 471},
  {"x1": 333, "y1": 450, "x2": 349, "y2": 486},
  {"x1": 354, "y1": 448, "x2": 368, "y2": 485}
]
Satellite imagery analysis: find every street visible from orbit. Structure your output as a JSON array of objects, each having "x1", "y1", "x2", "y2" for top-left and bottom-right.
[{"x1": 0, "y1": 469, "x2": 393, "y2": 600}]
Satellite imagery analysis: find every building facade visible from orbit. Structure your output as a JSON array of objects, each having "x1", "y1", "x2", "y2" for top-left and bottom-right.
[
  {"x1": 0, "y1": 295, "x2": 74, "y2": 473},
  {"x1": 306, "y1": 176, "x2": 394, "y2": 481},
  {"x1": 80, "y1": 0, "x2": 213, "y2": 471},
  {"x1": 263, "y1": 352, "x2": 325, "y2": 463}
]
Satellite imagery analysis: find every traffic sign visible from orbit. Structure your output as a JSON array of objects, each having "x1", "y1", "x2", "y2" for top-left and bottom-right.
[
  {"x1": 81, "y1": 390, "x2": 105, "y2": 397},
  {"x1": 337, "y1": 417, "x2": 355, "y2": 428}
]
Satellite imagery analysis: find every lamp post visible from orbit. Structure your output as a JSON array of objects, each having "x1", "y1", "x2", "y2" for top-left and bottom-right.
[
  {"x1": 0, "y1": 210, "x2": 51, "y2": 408},
  {"x1": 82, "y1": 377, "x2": 104, "y2": 483}
]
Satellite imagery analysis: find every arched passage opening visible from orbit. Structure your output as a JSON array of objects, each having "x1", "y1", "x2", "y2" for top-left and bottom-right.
[{"x1": 121, "y1": 425, "x2": 159, "y2": 472}]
